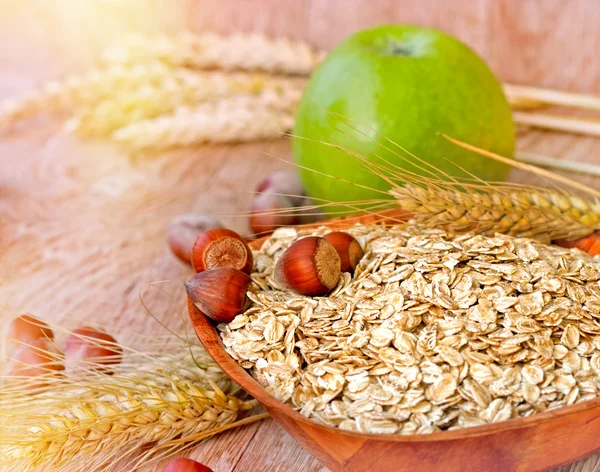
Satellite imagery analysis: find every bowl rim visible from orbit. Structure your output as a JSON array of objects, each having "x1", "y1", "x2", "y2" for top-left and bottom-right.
[{"x1": 189, "y1": 298, "x2": 600, "y2": 444}]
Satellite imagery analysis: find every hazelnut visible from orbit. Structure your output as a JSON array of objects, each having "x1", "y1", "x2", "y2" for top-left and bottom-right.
[
  {"x1": 163, "y1": 458, "x2": 214, "y2": 472},
  {"x1": 323, "y1": 231, "x2": 364, "y2": 274},
  {"x1": 167, "y1": 214, "x2": 223, "y2": 264},
  {"x1": 256, "y1": 171, "x2": 305, "y2": 206},
  {"x1": 185, "y1": 268, "x2": 252, "y2": 323},
  {"x1": 64, "y1": 326, "x2": 122, "y2": 375},
  {"x1": 250, "y1": 191, "x2": 298, "y2": 236},
  {"x1": 191, "y1": 228, "x2": 253, "y2": 274},
  {"x1": 274, "y1": 236, "x2": 341, "y2": 296},
  {"x1": 5, "y1": 314, "x2": 54, "y2": 359},
  {"x1": 8, "y1": 338, "x2": 64, "y2": 388}
]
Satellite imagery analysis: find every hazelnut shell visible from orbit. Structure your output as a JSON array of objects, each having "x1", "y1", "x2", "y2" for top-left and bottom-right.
[
  {"x1": 7, "y1": 313, "x2": 54, "y2": 342},
  {"x1": 323, "y1": 231, "x2": 364, "y2": 273},
  {"x1": 250, "y1": 191, "x2": 298, "y2": 236},
  {"x1": 191, "y1": 228, "x2": 253, "y2": 274},
  {"x1": 6, "y1": 314, "x2": 54, "y2": 360},
  {"x1": 164, "y1": 458, "x2": 214, "y2": 472},
  {"x1": 256, "y1": 171, "x2": 305, "y2": 207},
  {"x1": 167, "y1": 214, "x2": 223, "y2": 264},
  {"x1": 185, "y1": 268, "x2": 252, "y2": 323},
  {"x1": 8, "y1": 338, "x2": 64, "y2": 388},
  {"x1": 64, "y1": 326, "x2": 122, "y2": 375},
  {"x1": 274, "y1": 236, "x2": 341, "y2": 296}
]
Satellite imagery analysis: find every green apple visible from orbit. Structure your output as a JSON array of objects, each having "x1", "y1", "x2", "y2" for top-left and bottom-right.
[{"x1": 293, "y1": 25, "x2": 515, "y2": 214}]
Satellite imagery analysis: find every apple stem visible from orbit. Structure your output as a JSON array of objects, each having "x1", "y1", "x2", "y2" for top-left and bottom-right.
[{"x1": 388, "y1": 43, "x2": 411, "y2": 56}]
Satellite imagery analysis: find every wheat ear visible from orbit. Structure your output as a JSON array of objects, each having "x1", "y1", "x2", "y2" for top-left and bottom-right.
[
  {"x1": 68, "y1": 74, "x2": 306, "y2": 138},
  {"x1": 102, "y1": 31, "x2": 324, "y2": 75},
  {"x1": 390, "y1": 183, "x2": 600, "y2": 241},
  {"x1": 0, "y1": 339, "x2": 259, "y2": 472},
  {"x1": 304, "y1": 119, "x2": 600, "y2": 242},
  {"x1": 362, "y1": 133, "x2": 600, "y2": 242},
  {"x1": 112, "y1": 84, "x2": 301, "y2": 150},
  {"x1": 0, "y1": 62, "x2": 177, "y2": 127}
]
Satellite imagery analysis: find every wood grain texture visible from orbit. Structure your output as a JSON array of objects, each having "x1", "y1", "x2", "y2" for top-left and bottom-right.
[
  {"x1": 189, "y1": 0, "x2": 311, "y2": 40},
  {"x1": 489, "y1": 0, "x2": 600, "y2": 94},
  {"x1": 1, "y1": 1, "x2": 600, "y2": 471},
  {"x1": 305, "y1": 0, "x2": 489, "y2": 55}
]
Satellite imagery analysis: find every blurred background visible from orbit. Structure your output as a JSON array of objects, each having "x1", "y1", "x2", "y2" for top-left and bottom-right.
[
  {"x1": 1, "y1": 2, "x2": 600, "y2": 471},
  {"x1": 1, "y1": 0, "x2": 599, "y2": 98}
]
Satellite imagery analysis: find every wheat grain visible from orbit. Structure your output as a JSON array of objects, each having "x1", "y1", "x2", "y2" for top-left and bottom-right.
[
  {"x1": 390, "y1": 183, "x2": 600, "y2": 242},
  {"x1": 0, "y1": 339, "x2": 258, "y2": 472},
  {"x1": 68, "y1": 73, "x2": 306, "y2": 138},
  {"x1": 0, "y1": 62, "x2": 178, "y2": 127},
  {"x1": 112, "y1": 86, "x2": 301, "y2": 150},
  {"x1": 102, "y1": 31, "x2": 324, "y2": 75}
]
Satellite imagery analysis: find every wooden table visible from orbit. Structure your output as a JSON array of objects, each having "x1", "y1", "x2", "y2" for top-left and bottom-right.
[{"x1": 2, "y1": 5, "x2": 600, "y2": 472}]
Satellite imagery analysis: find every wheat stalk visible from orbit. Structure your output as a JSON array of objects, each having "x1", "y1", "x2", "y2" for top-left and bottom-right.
[
  {"x1": 0, "y1": 338, "x2": 260, "y2": 472},
  {"x1": 67, "y1": 73, "x2": 306, "y2": 138},
  {"x1": 505, "y1": 83, "x2": 600, "y2": 138},
  {"x1": 0, "y1": 62, "x2": 181, "y2": 127},
  {"x1": 504, "y1": 83, "x2": 600, "y2": 112},
  {"x1": 4, "y1": 28, "x2": 600, "y2": 168},
  {"x1": 513, "y1": 111, "x2": 600, "y2": 137},
  {"x1": 102, "y1": 31, "x2": 324, "y2": 76},
  {"x1": 112, "y1": 86, "x2": 301, "y2": 150},
  {"x1": 517, "y1": 152, "x2": 600, "y2": 177}
]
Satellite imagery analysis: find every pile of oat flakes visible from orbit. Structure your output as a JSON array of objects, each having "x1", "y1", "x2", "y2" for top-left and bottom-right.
[{"x1": 218, "y1": 224, "x2": 600, "y2": 435}]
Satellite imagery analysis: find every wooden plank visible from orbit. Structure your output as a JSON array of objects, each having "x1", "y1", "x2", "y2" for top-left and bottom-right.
[
  {"x1": 231, "y1": 419, "x2": 326, "y2": 472},
  {"x1": 188, "y1": 0, "x2": 311, "y2": 39},
  {"x1": 489, "y1": 0, "x2": 600, "y2": 94},
  {"x1": 306, "y1": 0, "x2": 490, "y2": 55},
  {"x1": 179, "y1": 420, "x2": 263, "y2": 472}
]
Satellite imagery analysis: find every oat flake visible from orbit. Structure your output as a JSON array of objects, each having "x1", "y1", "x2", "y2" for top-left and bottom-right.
[{"x1": 219, "y1": 224, "x2": 600, "y2": 434}]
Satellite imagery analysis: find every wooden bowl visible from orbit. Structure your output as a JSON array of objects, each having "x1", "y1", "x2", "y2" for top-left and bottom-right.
[{"x1": 188, "y1": 210, "x2": 600, "y2": 472}]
